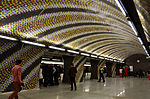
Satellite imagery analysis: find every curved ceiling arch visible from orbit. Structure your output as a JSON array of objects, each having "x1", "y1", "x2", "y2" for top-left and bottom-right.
[
  {"x1": 93, "y1": 44, "x2": 143, "y2": 55},
  {"x1": 1, "y1": 12, "x2": 133, "y2": 39},
  {"x1": 40, "y1": 24, "x2": 136, "y2": 45},
  {"x1": 113, "y1": 52, "x2": 129, "y2": 61},
  {"x1": 80, "y1": 38, "x2": 140, "y2": 51},
  {"x1": 90, "y1": 42, "x2": 140, "y2": 53},
  {"x1": 134, "y1": 0, "x2": 150, "y2": 39},
  {"x1": 113, "y1": 51, "x2": 145, "y2": 61},
  {"x1": 60, "y1": 31, "x2": 137, "y2": 45},
  {"x1": 99, "y1": 47, "x2": 133, "y2": 56},
  {"x1": 106, "y1": 48, "x2": 145, "y2": 58},
  {"x1": 0, "y1": 7, "x2": 128, "y2": 27},
  {"x1": 112, "y1": 51, "x2": 129, "y2": 59},
  {"x1": 106, "y1": 47, "x2": 141, "y2": 57},
  {"x1": 82, "y1": 41, "x2": 141, "y2": 54},
  {"x1": 0, "y1": 0, "x2": 147, "y2": 61},
  {"x1": 37, "y1": 21, "x2": 133, "y2": 38},
  {"x1": 104, "y1": 49, "x2": 127, "y2": 57},
  {"x1": 80, "y1": 38, "x2": 133, "y2": 50},
  {"x1": 66, "y1": 34, "x2": 139, "y2": 49},
  {"x1": 0, "y1": 0, "x2": 126, "y2": 23},
  {"x1": 92, "y1": 43, "x2": 141, "y2": 55}
]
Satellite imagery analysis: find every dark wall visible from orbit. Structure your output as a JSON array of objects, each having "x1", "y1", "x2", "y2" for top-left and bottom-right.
[{"x1": 125, "y1": 54, "x2": 150, "y2": 72}]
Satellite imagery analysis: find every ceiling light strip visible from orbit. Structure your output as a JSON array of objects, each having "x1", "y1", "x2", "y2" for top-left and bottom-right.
[
  {"x1": 0, "y1": 35, "x2": 17, "y2": 41},
  {"x1": 128, "y1": 21, "x2": 138, "y2": 36},
  {"x1": 67, "y1": 50, "x2": 79, "y2": 54},
  {"x1": 42, "y1": 58, "x2": 50, "y2": 60},
  {"x1": 137, "y1": 37, "x2": 143, "y2": 45},
  {"x1": 115, "y1": 0, "x2": 150, "y2": 57},
  {"x1": 81, "y1": 52, "x2": 90, "y2": 56},
  {"x1": 115, "y1": 0, "x2": 127, "y2": 16},
  {"x1": 91, "y1": 55, "x2": 97, "y2": 58},
  {"x1": 98, "y1": 56, "x2": 105, "y2": 59},
  {"x1": 21, "y1": 40, "x2": 46, "y2": 47},
  {"x1": 41, "y1": 61, "x2": 64, "y2": 65},
  {"x1": 49, "y1": 46, "x2": 65, "y2": 51}
]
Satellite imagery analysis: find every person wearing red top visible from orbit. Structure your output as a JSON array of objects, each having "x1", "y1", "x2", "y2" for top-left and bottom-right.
[{"x1": 8, "y1": 60, "x2": 23, "y2": 99}]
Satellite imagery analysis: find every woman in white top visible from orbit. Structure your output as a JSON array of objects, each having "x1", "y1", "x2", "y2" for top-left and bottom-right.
[{"x1": 39, "y1": 68, "x2": 43, "y2": 86}]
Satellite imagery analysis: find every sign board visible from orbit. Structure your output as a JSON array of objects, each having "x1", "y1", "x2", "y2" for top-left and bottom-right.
[{"x1": 129, "y1": 66, "x2": 133, "y2": 72}]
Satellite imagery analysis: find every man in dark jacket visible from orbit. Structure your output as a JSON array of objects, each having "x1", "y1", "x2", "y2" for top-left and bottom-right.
[{"x1": 69, "y1": 63, "x2": 77, "y2": 91}]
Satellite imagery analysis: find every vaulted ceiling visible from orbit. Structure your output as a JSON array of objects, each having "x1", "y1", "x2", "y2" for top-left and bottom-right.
[
  {"x1": 0, "y1": 0, "x2": 148, "y2": 61},
  {"x1": 134, "y1": 0, "x2": 150, "y2": 41}
]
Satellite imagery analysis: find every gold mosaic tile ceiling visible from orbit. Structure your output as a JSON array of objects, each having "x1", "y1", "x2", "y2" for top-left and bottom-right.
[
  {"x1": 134, "y1": 0, "x2": 150, "y2": 41},
  {"x1": 0, "y1": 0, "x2": 146, "y2": 61}
]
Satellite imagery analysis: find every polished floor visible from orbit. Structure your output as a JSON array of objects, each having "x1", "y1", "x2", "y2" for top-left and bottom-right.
[{"x1": 1, "y1": 77, "x2": 150, "y2": 99}]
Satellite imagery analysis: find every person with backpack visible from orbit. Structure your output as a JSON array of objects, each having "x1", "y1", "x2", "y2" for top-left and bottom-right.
[{"x1": 98, "y1": 67, "x2": 105, "y2": 83}]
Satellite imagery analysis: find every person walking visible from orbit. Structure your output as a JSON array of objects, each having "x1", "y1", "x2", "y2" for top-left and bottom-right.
[
  {"x1": 53, "y1": 65, "x2": 59, "y2": 85},
  {"x1": 69, "y1": 63, "x2": 77, "y2": 91},
  {"x1": 122, "y1": 68, "x2": 125, "y2": 78},
  {"x1": 39, "y1": 67, "x2": 43, "y2": 87},
  {"x1": 8, "y1": 60, "x2": 24, "y2": 99},
  {"x1": 98, "y1": 67, "x2": 105, "y2": 83}
]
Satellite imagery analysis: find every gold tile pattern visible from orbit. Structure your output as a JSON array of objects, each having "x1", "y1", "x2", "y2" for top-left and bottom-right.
[{"x1": 0, "y1": 0, "x2": 146, "y2": 61}]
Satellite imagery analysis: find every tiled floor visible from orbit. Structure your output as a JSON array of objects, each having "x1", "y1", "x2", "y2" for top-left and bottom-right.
[{"x1": 1, "y1": 77, "x2": 150, "y2": 99}]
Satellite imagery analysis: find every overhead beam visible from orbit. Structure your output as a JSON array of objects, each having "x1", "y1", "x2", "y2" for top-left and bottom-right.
[{"x1": 120, "y1": 0, "x2": 150, "y2": 55}]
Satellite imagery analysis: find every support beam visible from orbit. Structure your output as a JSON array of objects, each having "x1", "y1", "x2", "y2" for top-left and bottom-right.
[
  {"x1": 120, "y1": 0, "x2": 150, "y2": 55},
  {"x1": 90, "y1": 59, "x2": 99, "y2": 79},
  {"x1": 62, "y1": 55, "x2": 74, "y2": 83},
  {"x1": 106, "y1": 61, "x2": 113, "y2": 77}
]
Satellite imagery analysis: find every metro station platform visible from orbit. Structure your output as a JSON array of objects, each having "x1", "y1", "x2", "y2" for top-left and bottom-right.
[{"x1": 1, "y1": 77, "x2": 150, "y2": 99}]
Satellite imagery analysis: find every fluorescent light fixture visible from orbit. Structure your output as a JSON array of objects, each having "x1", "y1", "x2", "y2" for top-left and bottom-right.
[
  {"x1": 91, "y1": 55, "x2": 97, "y2": 58},
  {"x1": 137, "y1": 37, "x2": 143, "y2": 45},
  {"x1": 99, "y1": 56, "x2": 104, "y2": 59},
  {"x1": 104, "y1": 57, "x2": 107, "y2": 59},
  {"x1": 41, "y1": 61, "x2": 64, "y2": 65},
  {"x1": 0, "y1": 35, "x2": 17, "y2": 41},
  {"x1": 118, "y1": 59, "x2": 122, "y2": 61},
  {"x1": 81, "y1": 52, "x2": 90, "y2": 56},
  {"x1": 49, "y1": 46, "x2": 65, "y2": 51},
  {"x1": 84, "y1": 64, "x2": 91, "y2": 67},
  {"x1": 114, "y1": 60, "x2": 117, "y2": 62},
  {"x1": 105, "y1": 58, "x2": 110, "y2": 60},
  {"x1": 145, "y1": 50, "x2": 149, "y2": 56},
  {"x1": 42, "y1": 58, "x2": 50, "y2": 60},
  {"x1": 128, "y1": 21, "x2": 138, "y2": 36},
  {"x1": 107, "y1": 58, "x2": 110, "y2": 60},
  {"x1": 21, "y1": 40, "x2": 45, "y2": 47},
  {"x1": 115, "y1": 0, "x2": 127, "y2": 16},
  {"x1": 110, "y1": 59, "x2": 113, "y2": 61},
  {"x1": 67, "y1": 50, "x2": 79, "y2": 54},
  {"x1": 142, "y1": 45, "x2": 146, "y2": 51},
  {"x1": 52, "y1": 59, "x2": 61, "y2": 61}
]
